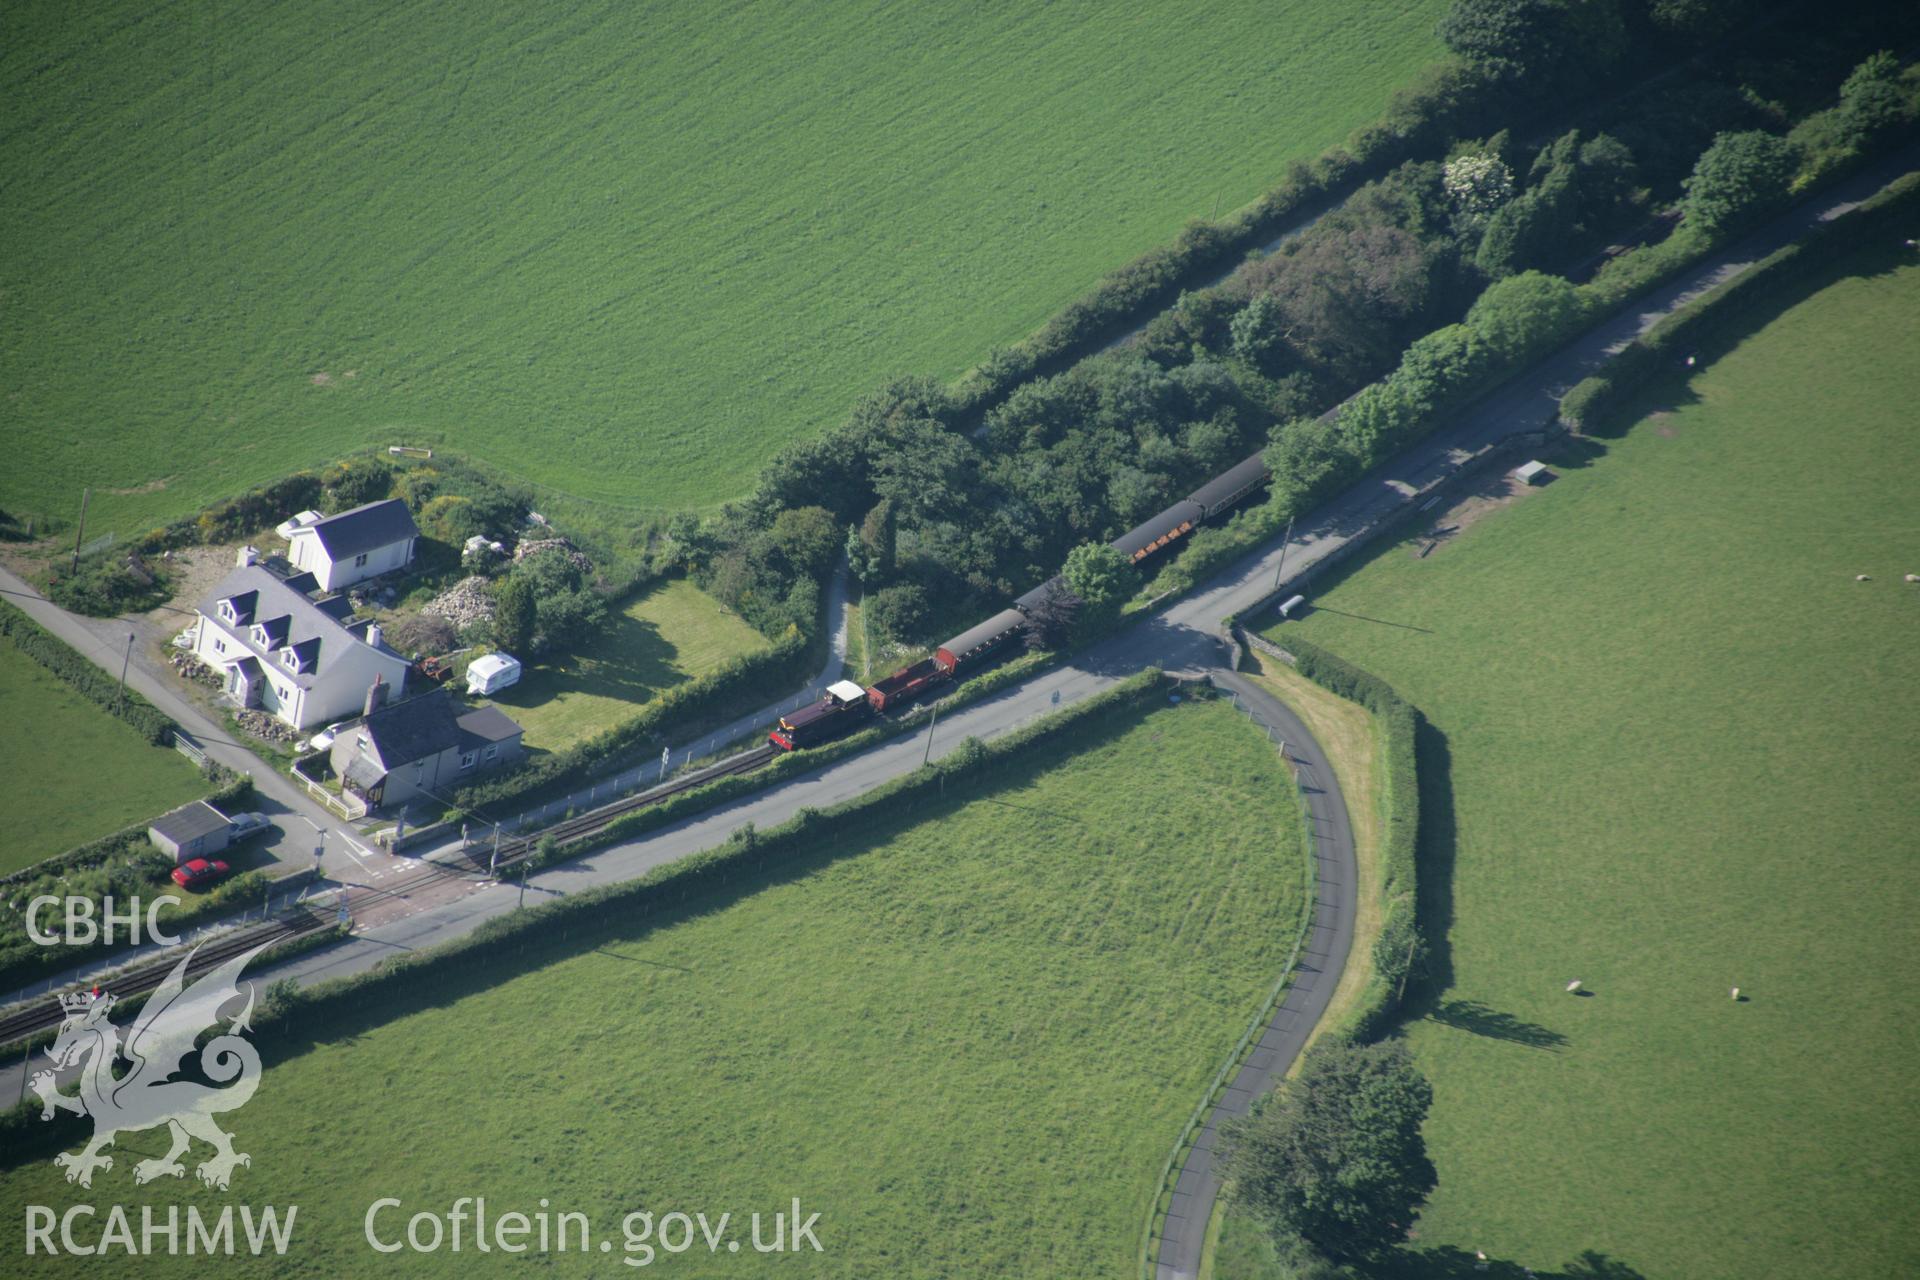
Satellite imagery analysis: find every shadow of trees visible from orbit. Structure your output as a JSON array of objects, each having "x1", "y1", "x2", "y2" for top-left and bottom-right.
[
  {"x1": 1583, "y1": 234, "x2": 1914, "y2": 443},
  {"x1": 1368, "y1": 1245, "x2": 1648, "y2": 1279},
  {"x1": 1425, "y1": 999, "x2": 1567, "y2": 1050}
]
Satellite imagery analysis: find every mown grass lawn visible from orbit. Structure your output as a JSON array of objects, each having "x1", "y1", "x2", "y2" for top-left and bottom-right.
[
  {"x1": 0, "y1": 635, "x2": 205, "y2": 875},
  {"x1": 1, "y1": 0, "x2": 1447, "y2": 540},
  {"x1": 483, "y1": 578, "x2": 770, "y2": 753},
  {"x1": 1262, "y1": 243, "x2": 1920, "y2": 1279},
  {"x1": 4, "y1": 695, "x2": 1309, "y2": 1276}
]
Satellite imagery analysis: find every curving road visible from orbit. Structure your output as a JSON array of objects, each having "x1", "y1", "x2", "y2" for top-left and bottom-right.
[
  {"x1": 2, "y1": 143, "x2": 1913, "y2": 1259},
  {"x1": 1153, "y1": 671, "x2": 1358, "y2": 1280}
]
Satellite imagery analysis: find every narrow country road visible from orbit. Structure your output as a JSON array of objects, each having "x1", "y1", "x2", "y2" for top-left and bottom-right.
[
  {"x1": 1154, "y1": 671, "x2": 1359, "y2": 1280},
  {"x1": 1, "y1": 144, "x2": 1912, "y2": 1265}
]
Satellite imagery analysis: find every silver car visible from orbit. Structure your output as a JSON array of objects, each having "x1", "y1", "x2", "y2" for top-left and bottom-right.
[{"x1": 227, "y1": 811, "x2": 273, "y2": 840}]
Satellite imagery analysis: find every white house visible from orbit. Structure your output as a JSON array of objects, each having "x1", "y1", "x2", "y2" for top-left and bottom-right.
[
  {"x1": 285, "y1": 498, "x2": 419, "y2": 592},
  {"x1": 192, "y1": 559, "x2": 411, "y2": 731}
]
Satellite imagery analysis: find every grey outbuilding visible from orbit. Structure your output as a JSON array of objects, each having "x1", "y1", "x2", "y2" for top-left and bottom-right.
[{"x1": 148, "y1": 800, "x2": 233, "y2": 864}]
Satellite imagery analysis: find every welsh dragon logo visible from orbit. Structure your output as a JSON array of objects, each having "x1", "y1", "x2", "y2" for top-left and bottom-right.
[{"x1": 32, "y1": 942, "x2": 271, "y2": 1190}]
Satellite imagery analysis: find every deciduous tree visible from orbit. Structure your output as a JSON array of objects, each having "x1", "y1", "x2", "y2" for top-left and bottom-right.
[
  {"x1": 1681, "y1": 130, "x2": 1796, "y2": 233},
  {"x1": 1221, "y1": 1040, "x2": 1436, "y2": 1262},
  {"x1": 1061, "y1": 542, "x2": 1134, "y2": 635}
]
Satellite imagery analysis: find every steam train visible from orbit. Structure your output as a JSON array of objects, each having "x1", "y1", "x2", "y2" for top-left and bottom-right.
[{"x1": 768, "y1": 449, "x2": 1272, "y2": 751}]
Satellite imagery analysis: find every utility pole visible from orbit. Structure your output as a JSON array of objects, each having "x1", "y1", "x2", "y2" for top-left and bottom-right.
[
  {"x1": 70, "y1": 487, "x2": 91, "y2": 575},
  {"x1": 1271, "y1": 516, "x2": 1295, "y2": 592},
  {"x1": 116, "y1": 632, "x2": 133, "y2": 713},
  {"x1": 921, "y1": 704, "x2": 938, "y2": 767}
]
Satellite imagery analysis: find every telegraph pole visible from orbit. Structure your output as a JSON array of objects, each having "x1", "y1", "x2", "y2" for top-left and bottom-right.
[
  {"x1": 921, "y1": 704, "x2": 938, "y2": 767},
  {"x1": 1271, "y1": 516, "x2": 1295, "y2": 592},
  {"x1": 116, "y1": 632, "x2": 134, "y2": 713},
  {"x1": 70, "y1": 487, "x2": 91, "y2": 574}
]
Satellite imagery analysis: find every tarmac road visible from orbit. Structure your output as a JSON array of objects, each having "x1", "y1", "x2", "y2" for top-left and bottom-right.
[{"x1": 2, "y1": 144, "x2": 1913, "y2": 1253}]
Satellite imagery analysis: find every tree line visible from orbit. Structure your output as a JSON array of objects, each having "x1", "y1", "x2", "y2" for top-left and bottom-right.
[{"x1": 666, "y1": 2, "x2": 1914, "y2": 656}]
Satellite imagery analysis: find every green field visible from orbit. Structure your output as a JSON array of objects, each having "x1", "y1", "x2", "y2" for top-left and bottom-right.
[
  {"x1": 481, "y1": 577, "x2": 771, "y2": 753},
  {"x1": 0, "y1": 635, "x2": 205, "y2": 874},
  {"x1": 4, "y1": 695, "x2": 1307, "y2": 1275},
  {"x1": 1263, "y1": 244, "x2": 1920, "y2": 1278},
  {"x1": 1, "y1": 0, "x2": 1447, "y2": 539}
]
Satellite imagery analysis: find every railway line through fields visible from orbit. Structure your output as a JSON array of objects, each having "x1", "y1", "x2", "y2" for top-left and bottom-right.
[
  {"x1": 0, "y1": 907, "x2": 334, "y2": 1051},
  {"x1": 0, "y1": 744, "x2": 779, "y2": 1052}
]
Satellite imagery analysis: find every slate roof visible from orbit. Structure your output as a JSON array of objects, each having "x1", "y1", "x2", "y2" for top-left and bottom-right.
[
  {"x1": 455, "y1": 705, "x2": 524, "y2": 746},
  {"x1": 150, "y1": 800, "x2": 229, "y2": 844},
  {"x1": 201, "y1": 563, "x2": 390, "y2": 688},
  {"x1": 296, "y1": 498, "x2": 419, "y2": 561},
  {"x1": 357, "y1": 689, "x2": 465, "y2": 769},
  {"x1": 284, "y1": 637, "x2": 322, "y2": 672}
]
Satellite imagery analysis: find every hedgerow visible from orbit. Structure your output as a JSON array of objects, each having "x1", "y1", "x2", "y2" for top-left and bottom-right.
[
  {"x1": 1266, "y1": 634, "x2": 1423, "y2": 1044},
  {"x1": 0, "y1": 600, "x2": 174, "y2": 745},
  {"x1": 1559, "y1": 169, "x2": 1920, "y2": 432}
]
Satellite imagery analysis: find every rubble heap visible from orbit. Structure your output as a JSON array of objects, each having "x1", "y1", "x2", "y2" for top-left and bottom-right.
[{"x1": 423, "y1": 575, "x2": 496, "y2": 629}]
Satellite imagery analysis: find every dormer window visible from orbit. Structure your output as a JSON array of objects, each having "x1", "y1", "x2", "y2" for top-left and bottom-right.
[
  {"x1": 219, "y1": 601, "x2": 237, "y2": 623},
  {"x1": 281, "y1": 649, "x2": 301, "y2": 673},
  {"x1": 253, "y1": 625, "x2": 270, "y2": 647}
]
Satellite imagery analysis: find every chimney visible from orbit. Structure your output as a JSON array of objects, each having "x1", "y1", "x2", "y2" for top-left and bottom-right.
[
  {"x1": 365, "y1": 674, "x2": 388, "y2": 717},
  {"x1": 236, "y1": 545, "x2": 259, "y2": 568},
  {"x1": 367, "y1": 622, "x2": 384, "y2": 650}
]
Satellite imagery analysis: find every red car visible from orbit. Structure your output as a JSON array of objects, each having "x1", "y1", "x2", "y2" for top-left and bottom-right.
[{"x1": 171, "y1": 857, "x2": 232, "y2": 890}]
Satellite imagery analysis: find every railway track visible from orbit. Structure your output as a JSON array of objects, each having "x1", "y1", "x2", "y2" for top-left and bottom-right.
[
  {"x1": 0, "y1": 746, "x2": 779, "y2": 1051},
  {"x1": 0, "y1": 906, "x2": 334, "y2": 1049},
  {"x1": 469, "y1": 743, "x2": 777, "y2": 872}
]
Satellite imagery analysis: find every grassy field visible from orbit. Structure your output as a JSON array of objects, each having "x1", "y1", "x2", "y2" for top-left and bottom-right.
[
  {"x1": 1259, "y1": 242, "x2": 1920, "y2": 1279},
  {"x1": 1, "y1": 0, "x2": 1448, "y2": 539},
  {"x1": 5, "y1": 695, "x2": 1308, "y2": 1275},
  {"x1": 0, "y1": 635, "x2": 206, "y2": 874},
  {"x1": 482, "y1": 578, "x2": 771, "y2": 753}
]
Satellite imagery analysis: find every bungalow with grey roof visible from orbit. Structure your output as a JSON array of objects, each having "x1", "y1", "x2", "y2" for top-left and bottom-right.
[{"x1": 285, "y1": 497, "x2": 419, "y2": 592}]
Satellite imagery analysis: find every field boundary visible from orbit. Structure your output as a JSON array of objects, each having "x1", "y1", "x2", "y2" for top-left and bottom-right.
[
  {"x1": 1559, "y1": 169, "x2": 1920, "y2": 433},
  {"x1": 0, "y1": 599, "x2": 175, "y2": 745},
  {"x1": 1251, "y1": 635, "x2": 1425, "y2": 1043},
  {"x1": 0, "y1": 669, "x2": 1171, "y2": 1163}
]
